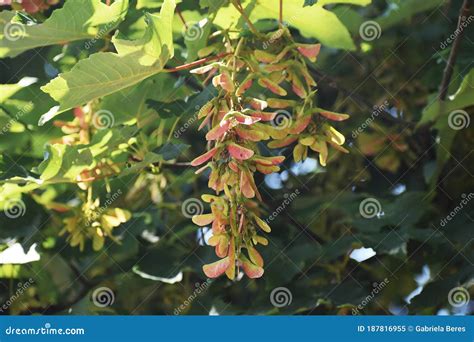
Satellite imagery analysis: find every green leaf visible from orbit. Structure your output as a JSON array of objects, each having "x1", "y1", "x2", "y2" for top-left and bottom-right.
[
  {"x1": 429, "y1": 117, "x2": 457, "y2": 184},
  {"x1": 199, "y1": 0, "x2": 228, "y2": 11},
  {"x1": 1, "y1": 83, "x2": 56, "y2": 127},
  {"x1": 215, "y1": 0, "x2": 371, "y2": 50},
  {"x1": 38, "y1": 144, "x2": 94, "y2": 181},
  {"x1": 352, "y1": 192, "x2": 428, "y2": 233},
  {"x1": 154, "y1": 142, "x2": 190, "y2": 161},
  {"x1": 377, "y1": 0, "x2": 444, "y2": 29},
  {"x1": 112, "y1": 5, "x2": 175, "y2": 66},
  {"x1": 137, "y1": 0, "x2": 164, "y2": 9},
  {"x1": 0, "y1": 77, "x2": 37, "y2": 102},
  {"x1": 419, "y1": 69, "x2": 474, "y2": 125},
  {"x1": 40, "y1": 0, "x2": 176, "y2": 115},
  {"x1": 146, "y1": 99, "x2": 187, "y2": 118},
  {"x1": 87, "y1": 126, "x2": 136, "y2": 157},
  {"x1": 0, "y1": 155, "x2": 30, "y2": 181},
  {"x1": 0, "y1": 0, "x2": 129, "y2": 58},
  {"x1": 335, "y1": 0, "x2": 443, "y2": 37},
  {"x1": 100, "y1": 74, "x2": 193, "y2": 125},
  {"x1": 119, "y1": 152, "x2": 162, "y2": 176},
  {"x1": 137, "y1": 0, "x2": 182, "y2": 9},
  {"x1": 34, "y1": 127, "x2": 135, "y2": 182},
  {"x1": 184, "y1": 18, "x2": 213, "y2": 62}
]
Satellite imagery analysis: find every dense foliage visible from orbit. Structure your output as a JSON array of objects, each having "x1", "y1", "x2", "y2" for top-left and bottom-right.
[{"x1": 0, "y1": 0, "x2": 472, "y2": 315}]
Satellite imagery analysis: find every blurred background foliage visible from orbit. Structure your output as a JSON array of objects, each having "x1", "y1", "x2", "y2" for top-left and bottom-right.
[{"x1": 0, "y1": 0, "x2": 473, "y2": 315}]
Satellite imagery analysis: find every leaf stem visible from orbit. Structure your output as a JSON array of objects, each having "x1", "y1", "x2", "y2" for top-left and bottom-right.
[
  {"x1": 177, "y1": 9, "x2": 188, "y2": 30},
  {"x1": 165, "y1": 52, "x2": 232, "y2": 72},
  {"x1": 167, "y1": 117, "x2": 181, "y2": 141}
]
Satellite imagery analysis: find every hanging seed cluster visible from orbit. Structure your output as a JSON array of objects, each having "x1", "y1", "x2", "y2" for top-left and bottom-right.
[{"x1": 190, "y1": 27, "x2": 349, "y2": 279}]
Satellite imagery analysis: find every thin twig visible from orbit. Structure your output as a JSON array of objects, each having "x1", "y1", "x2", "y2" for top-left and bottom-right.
[
  {"x1": 230, "y1": 0, "x2": 260, "y2": 35},
  {"x1": 279, "y1": 0, "x2": 283, "y2": 25},
  {"x1": 165, "y1": 52, "x2": 232, "y2": 72},
  {"x1": 177, "y1": 9, "x2": 188, "y2": 30},
  {"x1": 438, "y1": 0, "x2": 472, "y2": 101}
]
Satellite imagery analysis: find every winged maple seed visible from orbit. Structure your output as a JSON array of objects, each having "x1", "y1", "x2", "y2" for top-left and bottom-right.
[{"x1": 189, "y1": 27, "x2": 350, "y2": 279}]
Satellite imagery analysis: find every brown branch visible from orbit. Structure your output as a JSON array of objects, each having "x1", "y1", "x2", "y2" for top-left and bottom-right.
[
  {"x1": 177, "y1": 9, "x2": 188, "y2": 30},
  {"x1": 279, "y1": 0, "x2": 283, "y2": 25},
  {"x1": 230, "y1": 0, "x2": 260, "y2": 36},
  {"x1": 165, "y1": 52, "x2": 232, "y2": 73},
  {"x1": 438, "y1": 0, "x2": 472, "y2": 101}
]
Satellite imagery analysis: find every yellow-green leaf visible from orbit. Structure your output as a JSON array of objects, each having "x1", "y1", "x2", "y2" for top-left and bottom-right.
[{"x1": 0, "y1": 0, "x2": 129, "y2": 58}]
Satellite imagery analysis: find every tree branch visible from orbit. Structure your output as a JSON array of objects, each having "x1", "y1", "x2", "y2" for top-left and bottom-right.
[
  {"x1": 279, "y1": 0, "x2": 283, "y2": 25},
  {"x1": 438, "y1": 0, "x2": 472, "y2": 100}
]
